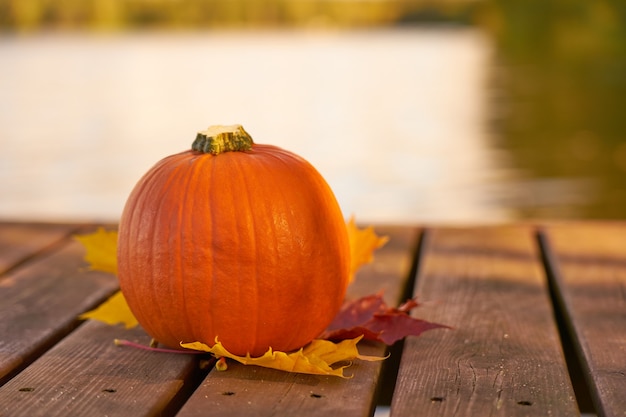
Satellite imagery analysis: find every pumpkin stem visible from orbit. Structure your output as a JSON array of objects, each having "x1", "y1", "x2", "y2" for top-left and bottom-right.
[{"x1": 193, "y1": 125, "x2": 254, "y2": 155}]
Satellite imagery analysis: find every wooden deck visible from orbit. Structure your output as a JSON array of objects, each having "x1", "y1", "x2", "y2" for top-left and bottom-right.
[{"x1": 0, "y1": 221, "x2": 624, "y2": 417}]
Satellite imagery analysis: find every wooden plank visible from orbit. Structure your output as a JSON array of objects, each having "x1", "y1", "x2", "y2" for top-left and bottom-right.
[
  {"x1": 0, "y1": 235, "x2": 118, "y2": 384},
  {"x1": 0, "y1": 222, "x2": 78, "y2": 276},
  {"x1": 390, "y1": 226, "x2": 579, "y2": 417},
  {"x1": 0, "y1": 320, "x2": 204, "y2": 417},
  {"x1": 541, "y1": 222, "x2": 626, "y2": 417},
  {"x1": 175, "y1": 226, "x2": 420, "y2": 417}
]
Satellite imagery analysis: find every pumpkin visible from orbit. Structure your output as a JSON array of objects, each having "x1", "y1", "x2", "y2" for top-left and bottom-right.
[{"x1": 117, "y1": 125, "x2": 351, "y2": 357}]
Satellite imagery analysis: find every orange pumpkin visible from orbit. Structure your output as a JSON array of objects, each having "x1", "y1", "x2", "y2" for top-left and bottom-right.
[{"x1": 117, "y1": 125, "x2": 350, "y2": 357}]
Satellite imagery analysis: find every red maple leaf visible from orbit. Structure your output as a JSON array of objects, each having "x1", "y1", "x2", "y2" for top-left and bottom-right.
[{"x1": 320, "y1": 293, "x2": 450, "y2": 345}]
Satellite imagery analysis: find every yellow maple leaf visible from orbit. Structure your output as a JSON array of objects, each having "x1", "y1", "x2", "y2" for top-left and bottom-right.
[
  {"x1": 181, "y1": 335, "x2": 383, "y2": 378},
  {"x1": 347, "y1": 216, "x2": 388, "y2": 283},
  {"x1": 75, "y1": 227, "x2": 118, "y2": 275},
  {"x1": 80, "y1": 291, "x2": 138, "y2": 329}
]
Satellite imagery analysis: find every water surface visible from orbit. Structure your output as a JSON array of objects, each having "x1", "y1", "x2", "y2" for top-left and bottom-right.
[{"x1": 0, "y1": 28, "x2": 515, "y2": 224}]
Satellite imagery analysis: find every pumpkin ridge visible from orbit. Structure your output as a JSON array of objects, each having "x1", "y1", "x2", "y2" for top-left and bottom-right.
[
  {"x1": 234, "y1": 154, "x2": 261, "y2": 353},
  {"x1": 149, "y1": 158, "x2": 186, "y2": 347},
  {"x1": 258, "y1": 149, "x2": 308, "y2": 351},
  {"x1": 192, "y1": 155, "x2": 218, "y2": 346},
  {"x1": 255, "y1": 150, "x2": 290, "y2": 351},
  {"x1": 249, "y1": 150, "x2": 295, "y2": 348},
  {"x1": 157, "y1": 152, "x2": 204, "y2": 347},
  {"x1": 119, "y1": 161, "x2": 158, "y2": 319},
  {"x1": 120, "y1": 155, "x2": 183, "y2": 344},
  {"x1": 207, "y1": 155, "x2": 219, "y2": 346},
  {"x1": 215, "y1": 153, "x2": 247, "y2": 353},
  {"x1": 178, "y1": 154, "x2": 206, "y2": 344}
]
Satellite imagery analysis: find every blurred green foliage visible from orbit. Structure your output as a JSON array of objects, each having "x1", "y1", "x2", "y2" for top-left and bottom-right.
[
  {"x1": 0, "y1": 0, "x2": 477, "y2": 30},
  {"x1": 478, "y1": 0, "x2": 626, "y2": 218}
]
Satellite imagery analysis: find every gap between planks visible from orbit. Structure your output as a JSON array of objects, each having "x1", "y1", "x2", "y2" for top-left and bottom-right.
[{"x1": 390, "y1": 225, "x2": 580, "y2": 417}]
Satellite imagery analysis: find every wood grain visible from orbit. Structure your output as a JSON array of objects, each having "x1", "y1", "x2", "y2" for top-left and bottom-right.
[
  {"x1": 390, "y1": 225, "x2": 579, "y2": 417},
  {"x1": 0, "y1": 321, "x2": 204, "y2": 417},
  {"x1": 541, "y1": 222, "x2": 626, "y2": 417},
  {"x1": 175, "y1": 226, "x2": 420, "y2": 417},
  {"x1": 0, "y1": 234, "x2": 119, "y2": 384},
  {"x1": 0, "y1": 222, "x2": 78, "y2": 276}
]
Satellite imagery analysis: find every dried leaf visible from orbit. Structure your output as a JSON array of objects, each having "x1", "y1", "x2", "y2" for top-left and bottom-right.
[
  {"x1": 320, "y1": 293, "x2": 450, "y2": 345},
  {"x1": 75, "y1": 229, "x2": 136, "y2": 328},
  {"x1": 181, "y1": 336, "x2": 383, "y2": 378},
  {"x1": 347, "y1": 217, "x2": 388, "y2": 282},
  {"x1": 79, "y1": 291, "x2": 138, "y2": 329},
  {"x1": 75, "y1": 227, "x2": 118, "y2": 274}
]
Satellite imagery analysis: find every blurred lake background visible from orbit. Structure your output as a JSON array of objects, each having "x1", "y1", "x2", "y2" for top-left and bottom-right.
[{"x1": 1, "y1": 0, "x2": 625, "y2": 225}]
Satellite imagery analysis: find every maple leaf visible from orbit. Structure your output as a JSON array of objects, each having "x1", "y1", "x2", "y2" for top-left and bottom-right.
[
  {"x1": 80, "y1": 291, "x2": 138, "y2": 329},
  {"x1": 320, "y1": 293, "x2": 450, "y2": 345},
  {"x1": 347, "y1": 217, "x2": 388, "y2": 282},
  {"x1": 74, "y1": 227, "x2": 118, "y2": 275},
  {"x1": 181, "y1": 336, "x2": 383, "y2": 378}
]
